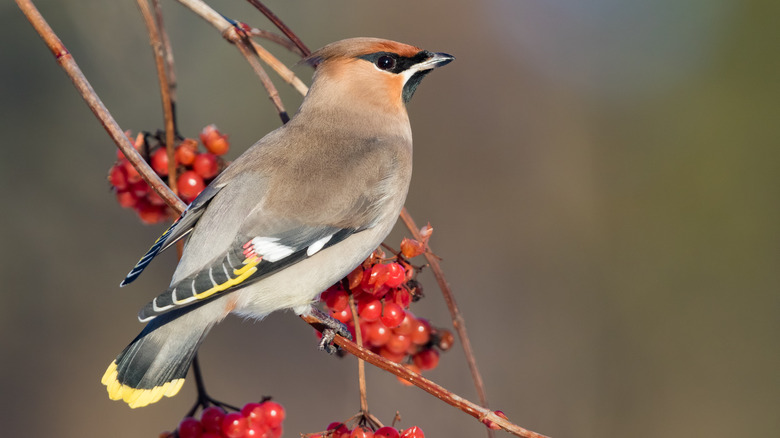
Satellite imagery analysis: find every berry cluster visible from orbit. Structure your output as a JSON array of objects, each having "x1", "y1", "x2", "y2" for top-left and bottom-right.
[
  {"x1": 108, "y1": 125, "x2": 230, "y2": 224},
  {"x1": 310, "y1": 422, "x2": 424, "y2": 438},
  {"x1": 320, "y1": 227, "x2": 453, "y2": 381},
  {"x1": 164, "y1": 401, "x2": 285, "y2": 438}
]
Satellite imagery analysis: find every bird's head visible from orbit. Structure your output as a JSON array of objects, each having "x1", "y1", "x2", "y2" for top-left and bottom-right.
[{"x1": 301, "y1": 38, "x2": 454, "y2": 116}]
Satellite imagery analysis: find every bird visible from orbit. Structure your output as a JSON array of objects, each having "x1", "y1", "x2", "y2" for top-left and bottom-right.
[{"x1": 101, "y1": 37, "x2": 454, "y2": 408}]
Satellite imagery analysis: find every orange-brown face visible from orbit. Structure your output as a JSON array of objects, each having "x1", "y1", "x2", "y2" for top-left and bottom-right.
[{"x1": 305, "y1": 38, "x2": 454, "y2": 111}]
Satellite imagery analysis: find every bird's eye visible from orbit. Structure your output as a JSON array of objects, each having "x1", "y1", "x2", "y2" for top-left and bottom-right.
[{"x1": 376, "y1": 55, "x2": 396, "y2": 71}]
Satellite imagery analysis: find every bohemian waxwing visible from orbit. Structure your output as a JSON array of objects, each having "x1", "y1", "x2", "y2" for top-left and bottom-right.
[{"x1": 102, "y1": 38, "x2": 453, "y2": 408}]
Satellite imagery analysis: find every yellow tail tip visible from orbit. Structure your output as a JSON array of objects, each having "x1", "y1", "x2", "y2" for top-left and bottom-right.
[{"x1": 102, "y1": 361, "x2": 185, "y2": 408}]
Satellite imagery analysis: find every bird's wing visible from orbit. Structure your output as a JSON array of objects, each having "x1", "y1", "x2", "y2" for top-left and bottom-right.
[
  {"x1": 137, "y1": 224, "x2": 358, "y2": 322},
  {"x1": 119, "y1": 183, "x2": 225, "y2": 287}
]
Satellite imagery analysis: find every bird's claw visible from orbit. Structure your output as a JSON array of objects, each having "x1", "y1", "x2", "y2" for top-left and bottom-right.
[{"x1": 307, "y1": 306, "x2": 352, "y2": 354}]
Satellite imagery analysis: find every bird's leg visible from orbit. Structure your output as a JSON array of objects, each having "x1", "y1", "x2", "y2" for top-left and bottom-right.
[{"x1": 303, "y1": 305, "x2": 353, "y2": 354}]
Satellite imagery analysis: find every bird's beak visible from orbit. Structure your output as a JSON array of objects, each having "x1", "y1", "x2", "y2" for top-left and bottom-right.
[{"x1": 417, "y1": 52, "x2": 455, "y2": 71}]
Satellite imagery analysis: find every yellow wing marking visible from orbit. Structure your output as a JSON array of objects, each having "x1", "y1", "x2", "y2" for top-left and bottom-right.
[{"x1": 192, "y1": 256, "x2": 261, "y2": 300}]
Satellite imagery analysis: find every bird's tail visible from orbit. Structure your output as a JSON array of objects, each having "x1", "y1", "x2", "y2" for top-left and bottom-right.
[{"x1": 101, "y1": 301, "x2": 223, "y2": 408}]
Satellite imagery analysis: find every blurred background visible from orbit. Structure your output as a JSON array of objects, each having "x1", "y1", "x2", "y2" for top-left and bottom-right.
[{"x1": 2, "y1": 0, "x2": 779, "y2": 437}]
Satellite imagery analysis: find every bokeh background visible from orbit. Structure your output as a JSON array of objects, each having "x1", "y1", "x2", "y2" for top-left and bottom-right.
[{"x1": 2, "y1": 1, "x2": 779, "y2": 437}]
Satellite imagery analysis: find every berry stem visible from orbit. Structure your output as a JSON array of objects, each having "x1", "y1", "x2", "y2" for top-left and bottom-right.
[
  {"x1": 302, "y1": 313, "x2": 549, "y2": 438},
  {"x1": 15, "y1": 0, "x2": 186, "y2": 214},
  {"x1": 243, "y1": 0, "x2": 312, "y2": 57},
  {"x1": 399, "y1": 207, "x2": 494, "y2": 438}
]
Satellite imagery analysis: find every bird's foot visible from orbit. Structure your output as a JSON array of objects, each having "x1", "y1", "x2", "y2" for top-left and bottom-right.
[{"x1": 305, "y1": 306, "x2": 352, "y2": 354}]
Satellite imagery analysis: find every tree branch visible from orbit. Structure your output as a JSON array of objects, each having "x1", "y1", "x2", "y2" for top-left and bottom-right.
[
  {"x1": 15, "y1": 0, "x2": 185, "y2": 214},
  {"x1": 302, "y1": 314, "x2": 549, "y2": 438}
]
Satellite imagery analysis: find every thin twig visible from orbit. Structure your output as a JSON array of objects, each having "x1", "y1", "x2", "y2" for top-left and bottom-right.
[
  {"x1": 15, "y1": 0, "x2": 185, "y2": 214},
  {"x1": 247, "y1": 28, "x2": 305, "y2": 57},
  {"x1": 248, "y1": 39, "x2": 309, "y2": 96},
  {"x1": 152, "y1": 0, "x2": 178, "y2": 104},
  {"x1": 349, "y1": 296, "x2": 369, "y2": 414},
  {"x1": 137, "y1": 0, "x2": 179, "y2": 197},
  {"x1": 244, "y1": 0, "x2": 312, "y2": 57},
  {"x1": 227, "y1": 28, "x2": 289, "y2": 123},
  {"x1": 175, "y1": 0, "x2": 231, "y2": 34},
  {"x1": 301, "y1": 314, "x2": 549, "y2": 438},
  {"x1": 399, "y1": 207, "x2": 493, "y2": 437}
]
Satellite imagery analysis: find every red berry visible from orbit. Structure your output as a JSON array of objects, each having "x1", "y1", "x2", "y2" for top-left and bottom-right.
[
  {"x1": 357, "y1": 298, "x2": 382, "y2": 322},
  {"x1": 331, "y1": 306, "x2": 352, "y2": 324},
  {"x1": 374, "y1": 427, "x2": 400, "y2": 438},
  {"x1": 384, "y1": 263, "x2": 405, "y2": 288},
  {"x1": 351, "y1": 426, "x2": 375, "y2": 438},
  {"x1": 347, "y1": 266, "x2": 363, "y2": 290},
  {"x1": 136, "y1": 201, "x2": 166, "y2": 224},
  {"x1": 116, "y1": 190, "x2": 136, "y2": 208},
  {"x1": 410, "y1": 318, "x2": 431, "y2": 345},
  {"x1": 240, "y1": 402, "x2": 264, "y2": 425},
  {"x1": 388, "y1": 288, "x2": 412, "y2": 309},
  {"x1": 128, "y1": 180, "x2": 150, "y2": 198},
  {"x1": 245, "y1": 422, "x2": 270, "y2": 437},
  {"x1": 386, "y1": 333, "x2": 412, "y2": 355},
  {"x1": 380, "y1": 302, "x2": 405, "y2": 328},
  {"x1": 400, "y1": 238, "x2": 425, "y2": 258},
  {"x1": 193, "y1": 153, "x2": 219, "y2": 179},
  {"x1": 151, "y1": 147, "x2": 169, "y2": 176},
  {"x1": 109, "y1": 164, "x2": 128, "y2": 190},
  {"x1": 200, "y1": 432, "x2": 221, "y2": 438},
  {"x1": 259, "y1": 401, "x2": 285, "y2": 429},
  {"x1": 378, "y1": 346, "x2": 406, "y2": 363},
  {"x1": 395, "y1": 312, "x2": 415, "y2": 335},
  {"x1": 328, "y1": 422, "x2": 350, "y2": 438},
  {"x1": 365, "y1": 321, "x2": 391, "y2": 347},
  {"x1": 200, "y1": 124, "x2": 230, "y2": 155},
  {"x1": 177, "y1": 170, "x2": 205, "y2": 201},
  {"x1": 221, "y1": 412, "x2": 248, "y2": 438},
  {"x1": 177, "y1": 417, "x2": 203, "y2": 438},
  {"x1": 413, "y1": 348, "x2": 440, "y2": 370},
  {"x1": 437, "y1": 329, "x2": 455, "y2": 351},
  {"x1": 175, "y1": 141, "x2": 197, "y2": 165},
  {"x1": 122, "y1": 159, "x2": 142, "y2": 184},
  {"x1": 200, "y1": 406, "x2": 226, "y2": 433},
  {"x1": 325, "y1": 288, "x2": 349, "y2": 312},
  {"x1": 400, "y1": 426, "x2": 425, "y2": 438}
]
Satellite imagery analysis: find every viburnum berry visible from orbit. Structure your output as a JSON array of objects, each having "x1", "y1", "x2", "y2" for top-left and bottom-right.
[
  {"x1": 331, "y1": 306, "x2": 352, "y2": 324},
  {"x1": 374, "y1": 427, "x2": 400, "y2": 438},
  {"x1": 387, "y1": 288, "x2": 412, "y2": 309},
  {"x1": 325, "y1": 287, "x2": 349, "y2": 312},
  {"x1": 380, "y1": 302, "x2": 405, "y2": 328},
  {"x1": 437, "y1": 329, "x2": 455, "y2": 351},
  {"x1": 384, "y1": 262, "x2": 405, "y2": 288},
  {"x1": 413, "y1": 348, "x2": 440, "y2": 371},
  {"x1": 150, "y1": 147, "x2": 169, "y2": 176},
  {"x1": 400, "y1": 426, "x2": 425, "y2": 438},
  {"x1": 327, "y1": 422, "x2": 350, "y2": 438},
  {"x1": 175, "y1": 140, "x2": 198, "y2": 165},
  {"x1": 221, "y1": 412, "x2": 248, "y2": 438},
  {"x1": 351, "y1": 426, "x2": 375, "y2": 438},
  {"x1": 400, "y1": 237, "x2": 425, "y2": 258},
  {"x1": 347, "y1": 266, "x2": 363, "y2": 290},
  {"x1": 200, "y1": 406, "x2": 226, "y2": 433},
  {"x1": 200, "y1": 124, "x2": 230, "y2": 156},
  {"x1": 259, "y1": 401, "x2": 285, "y2": 429},
  {"x1": 410, "y1": 318, "x2": 431, "y2": 345},
  {"x1": 115, "y1": 190, "x2": 136, "y2": 208},
  {"x1": 394, "y1": 312, "x2": 416, "y2": 336},
  {"x1": 177, "y1": 417, "x2": 203, "y2": 438},
  {"x1": 193, "y1": 153, "x2": 219, "y2": 179},
  {"x1": 365, "y1": 321, "x2": 391, "y2": 347},
  {"x1": 108, "y1": 164, "x2": 128, "y2": 190},
  {"x1": 122, "y1": 159, "x2": 142, "y2": 184},
  {"x1": 357, "y1": 297, "x2": 382, "y2": 322},
  {"x1": 177, "y1": 170, "x2": 206, "y2": 201},
  {"x1": 386, "y1": 333, "x2": 412, "y2": 355}
]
